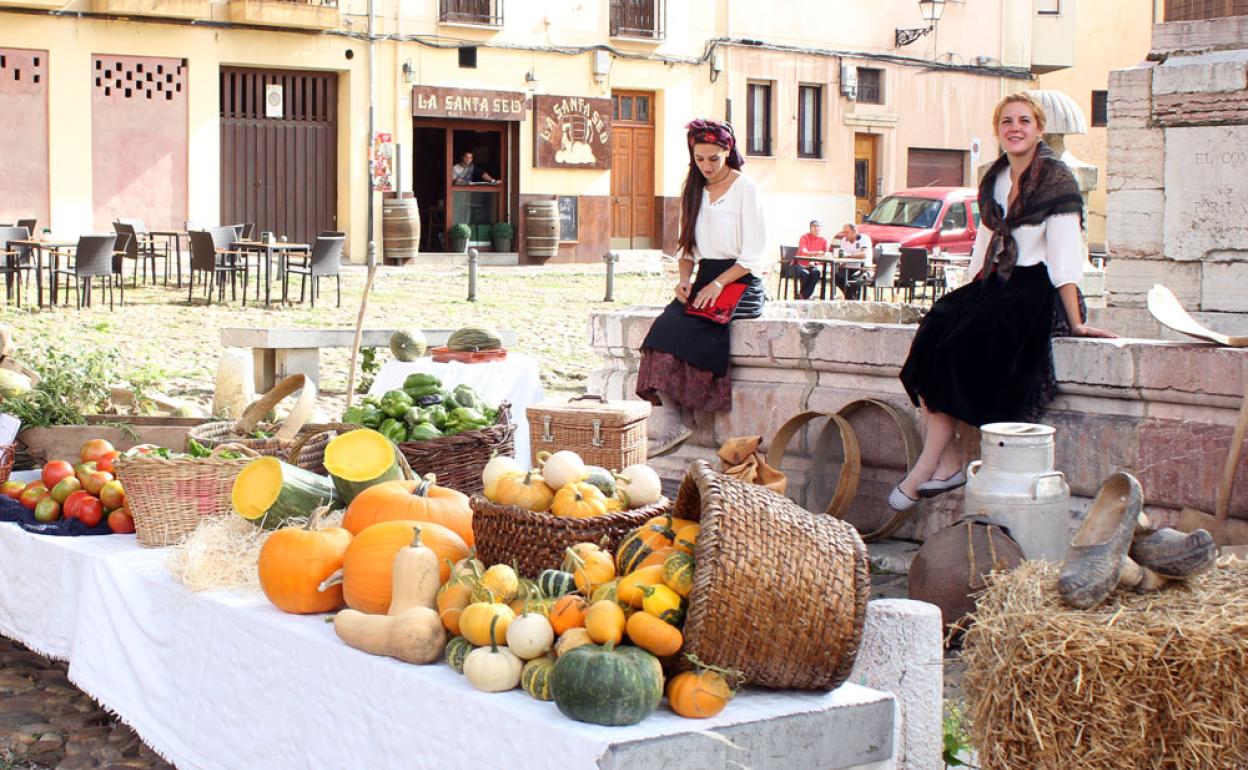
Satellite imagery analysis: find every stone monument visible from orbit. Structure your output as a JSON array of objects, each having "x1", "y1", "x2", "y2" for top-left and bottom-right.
[{"x1": 1096, "y1": 12, "x2": 1248, "y2": 338}]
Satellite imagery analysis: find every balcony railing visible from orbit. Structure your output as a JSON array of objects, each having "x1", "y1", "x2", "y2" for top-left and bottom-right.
[
  {"x1": 440, "y1": 0, "x2": 503, "y2": 26},
  {"x1": 610, "y1": 0, "x2": 665, "y2": 39},
  {"x1": 1165, "y1": 0, "x2": 1248, "y2": 21}
]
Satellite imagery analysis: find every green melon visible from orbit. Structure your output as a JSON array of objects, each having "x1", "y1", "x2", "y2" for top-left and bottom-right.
[
  {"x1": 389, "y1": 328, "x2": 428, "y2": 362},
  {"x1": 447, "y1": 325, "x2": 502, "y2": 352}
]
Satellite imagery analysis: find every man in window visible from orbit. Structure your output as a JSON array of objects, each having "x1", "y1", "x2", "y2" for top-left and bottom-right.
[
  {"x1": 451, "y1": 151, "x2": 499, "y2": 185},
  {"x1": 834, "y1": 222, "x2": 873, "y2": 300},
  {"x1": 790, "y1": 220, "x2": 826, "y2": 300}
]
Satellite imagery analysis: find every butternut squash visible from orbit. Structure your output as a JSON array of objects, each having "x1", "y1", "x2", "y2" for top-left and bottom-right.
[{"x1": 332, "y1": 525, "x2": 448, "y2": 664}]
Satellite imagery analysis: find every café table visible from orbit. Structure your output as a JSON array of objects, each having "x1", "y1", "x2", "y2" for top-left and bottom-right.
[
  {"x1": 7, "y1": 238, "x2": 78, "y2": 308},
  {"x1": 231, "y1": 240, "x2": 310, "y2": 305},
  {"x1": 147, "y1": 230, "x2": 187, "y2": 288},
  {"x1": 800, "y1": 255, "x2": 866, "y2": 300}
]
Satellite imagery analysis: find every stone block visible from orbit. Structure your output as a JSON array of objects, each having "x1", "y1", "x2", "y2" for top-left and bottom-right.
[
  {"x1": 1153, "y1": 50, "x2": 1248, "y2": 95},
  {"x1": 1105, "y1": 257, "x2": 1200, "y2": 308},
  {"x1": 1107, "y1": 126, "x2": 1164, "y2": 191},
  {"x1": 1163, "y1": 126, "x2": 1248, "y2": 261},
  {"x1": 1137, "y1": 418, "x2": 1248, "y2": 517},
  {"x1": 1052, "y1": 337, "x2": 1136, "y2": 389},
  {"x1": 1047, "y1": 410, "x2": 1141, "y2": 497},
  {"x1": 849, "y1": 600, "x2": 943, "y2": 770},
  {"x1": 807, "y1": 323, "x2": 915, "y2": 370},
  {"x1": 1154, "y1": 89, "x2": 1248, "y2": 127},
  {"x1": 1152, "y1": 16, "x2": 1248, "y2": 57},
  {"x1": 1108, "y1": 62, "x2": 1155, "y2": 128},
  {"x1": 1106, "y1": 189, "x2": 1164, "y2": 260},
  {"x1": 1134, "y1": 343, "x2": 1245, "y2": 400},
  {"x1": 712, "y1": 380, "x2": 813, "y2": 446},
  {"x1": 1202, "y1": 261, "x2": 1248, "y2": 313}
]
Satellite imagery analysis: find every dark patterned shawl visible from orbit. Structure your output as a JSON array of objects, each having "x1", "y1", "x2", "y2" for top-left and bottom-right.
[{"x1": 977, "y1": 141, "x2": 1083, "y2": 281}]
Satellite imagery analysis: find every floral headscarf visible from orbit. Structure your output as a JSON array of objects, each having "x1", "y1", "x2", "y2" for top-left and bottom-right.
[{"x1": 686, "y1": 119, "x2": 745, "y2": 168}]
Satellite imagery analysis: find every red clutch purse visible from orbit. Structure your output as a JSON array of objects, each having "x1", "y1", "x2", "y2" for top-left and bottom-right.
[{"x1": 684, "y1": 281, "x2": 748, "y2": 324}]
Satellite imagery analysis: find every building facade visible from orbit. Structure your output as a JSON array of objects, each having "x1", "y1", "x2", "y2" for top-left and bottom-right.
[{"x1": 1, "y1": 0, "x2": 1079, "y2": 264}]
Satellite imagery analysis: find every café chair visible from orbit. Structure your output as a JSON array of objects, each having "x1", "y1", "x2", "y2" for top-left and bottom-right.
[
  {"x1": 114, "y1": 217, "x2": 170, "y2": 286},
  {"x1": 53, "y1": 234, "x2": 124, "y2": 310},
  {"x1": 870, "y1": 246, "x2": 901, "y2": 302},
  {"x1": 897, "y1": 247, "x2": 931, "y2": 303},
  {"x1": 188, "y1": 230, "x2": 249, "y2": 305},
  {"x1": 776, "y1": 245, "x2": 798, "y2": 300},
  {"x1": 0, "y1": 226, "x2": 31, "y2": 306},
  {"x1": 284, "y1": 235, "x2": 345, "y2": 307}
]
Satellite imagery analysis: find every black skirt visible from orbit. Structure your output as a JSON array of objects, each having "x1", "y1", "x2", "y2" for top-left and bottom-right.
[
  {"x1": 899, "y1": 264, "x2": 1063, "y2": 427},
  {"x1": 640, "y1": 259, "x2": 765, "y2": 377}
]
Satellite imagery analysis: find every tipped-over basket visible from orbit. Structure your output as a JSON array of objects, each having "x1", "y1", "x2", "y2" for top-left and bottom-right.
[
  {"x1": 676, "y1": 459, "x2": 871, "y2": 690},
  {"x1": 188, "y1": 374, "x2": 332, "y2": 473},
  {"x1": 471, "y1": 495, "x2": 672, "y2": 578},
  {"x1": 113, "y1": 444, "x2": 260, "y2": 547}
]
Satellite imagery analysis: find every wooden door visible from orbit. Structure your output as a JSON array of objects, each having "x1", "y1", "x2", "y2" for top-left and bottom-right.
[
  {"x1": 611, "y1": 91, "x2": 654, "y2": 249},
  {"x1": 853, "y1": 133, "x2": 878, "y2": 223},
  {"x1": 220, "y1": 68, "x2": 337, "y2": 245}
]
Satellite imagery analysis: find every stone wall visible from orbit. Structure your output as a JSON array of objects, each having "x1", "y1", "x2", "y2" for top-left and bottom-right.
[
  {"x1": 590, "y1": 302, "x2": 1248, "y2": 542},
  {"x1": 1101, "y1": 18, "x2": 1248, "y2": 338}
]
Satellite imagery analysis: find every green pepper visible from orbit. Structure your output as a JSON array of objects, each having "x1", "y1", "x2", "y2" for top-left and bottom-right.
[
  {"x1": 343, "y1": 403, "x2": 382, "y2": 429},
  {"x1": 451, "y1": 384, "x2": 484, "y2": 411},
  {"x1": 378, "y1": 418, "x2": 408, "y2": 444},
  {"x1": 379, "y1": 389, "x2": 415, "y2": 420},
  {"x1": 449, "y1": 406, "x2": 488, "y2": 427},
  {"x1": 402, "y1": 406, "x2": 424, "y2": 429},
  {"x1": 361, "y1": 394, "x2": 382, "y2": 408},
  {"x1": 406, "y1": 422, "x2": 443, "y2": 442},
  {"x1": 403, "y1": 373, "x2": 441, "y2": 391},
  {"x1": 482, "y1": 406, "x2": 498, "y2": 424},
  {"x1": 423, "y1": 404, "x2": 448, "y2": 429}
]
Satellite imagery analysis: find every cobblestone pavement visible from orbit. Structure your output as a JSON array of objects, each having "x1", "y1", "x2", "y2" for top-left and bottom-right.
[{"x1": 0, "y1": 636, "x2": 172, "y2": 770}]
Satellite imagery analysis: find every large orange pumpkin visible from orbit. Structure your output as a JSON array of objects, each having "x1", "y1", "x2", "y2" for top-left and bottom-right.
[
  {"x1": 328, "y1": 520, "x2": 469, "y2": 614},
  {"x1": 341, "y1": 475, "x2": 474, "y2": 546},
  {"x1": 258, "y1": 507, "x2": 352, "y2": 614}
]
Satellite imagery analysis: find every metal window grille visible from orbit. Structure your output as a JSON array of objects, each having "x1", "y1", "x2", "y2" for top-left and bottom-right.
[
  {"x1": 268, "y1": 0, "x2": 338, "y2": 5},
  {"x1": 856, "y1": 68, "x2": 883, "y2": 105},
  {"x1": 1165, "y1": 0, "x2": 1248, "y2": 19},
  {"x1": 440, "y1": 0, "x2": 504, "y2": 26},
  {"x1": 797, "y1": 84, "x2": 822, "y2": 158},
  {"x1": 610, "y1": 0, "x2": 666, "y2": 39},
  {"x1": 1091, "y1": 90, "x2": 1108, "y2": 127}
]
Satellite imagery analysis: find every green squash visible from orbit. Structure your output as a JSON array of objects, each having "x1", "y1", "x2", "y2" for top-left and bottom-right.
[
  {"x1": 447, "y1": 325, "x2": 503, "y2": 352},
  {"x1": 444, "y1": 636, "x2": 475, "y2": 674},
  {"x1": 662, "y1": 551, "x2": 695, "y2": 598},
  {"x1": 389, "y1": 329, "x2": 428, "y2": 362},
  {"x1": 521, "y1": 654, "x2": 556, "y2": 701},
  {"x1": 582, "y1": 466, "x2": 617, "y2": 498},
  {"x1": 550, "y1": 642, "x2": 662, "y2": 726},
  {"x1": 537, "y1": 569, "x2": 576, "y2": 599}
]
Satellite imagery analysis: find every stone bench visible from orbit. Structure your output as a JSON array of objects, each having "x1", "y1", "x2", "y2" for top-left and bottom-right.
[{"x1": 220, "y1": 327, "x2": 518, "y2": 392}]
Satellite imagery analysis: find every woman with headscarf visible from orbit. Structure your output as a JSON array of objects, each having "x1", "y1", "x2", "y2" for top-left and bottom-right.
[
  {"x1": 636, "y1": 119, "x2": 768, "y2": 457},
  {"x1": 889, "y1": 92, "x2": 1116, "y2": 513}
]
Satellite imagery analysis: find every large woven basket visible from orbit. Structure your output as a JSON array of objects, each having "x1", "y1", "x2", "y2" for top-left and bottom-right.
[
  {"x1": 0, "y1": 443, "x2": 14, "y2": 484},
  {"x1": 188, "y1": 374, "x2": 332, "y2": 473},
  {"x1": 397, "y1": 402, "x2": 514, "y2": 496},
  {"x1": 676, "y1": 459, "x2": 871, "y2": 690},
  {"x1": 471, "y1": 496, "x2": 673, "y2": 578},
  {"x1": 113, "y1": 444, "x2": 259, "y2": 548}
]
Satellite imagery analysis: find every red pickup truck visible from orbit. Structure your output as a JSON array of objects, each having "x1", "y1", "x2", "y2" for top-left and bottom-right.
[{"x1": 857, "y1": 187, "x2": 981, "y2": 254}]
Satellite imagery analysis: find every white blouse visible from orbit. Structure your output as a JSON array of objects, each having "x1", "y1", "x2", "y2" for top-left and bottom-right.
[
  {"x1": 687, "y1": 173, "x2": 769, "y2": 277},
  {"x1": 967, "y1": 168, "x2": 1085, "y2": 289}
]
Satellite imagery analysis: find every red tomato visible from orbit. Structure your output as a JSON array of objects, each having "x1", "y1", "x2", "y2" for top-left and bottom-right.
[
  {"x1": 41, "y1": 460, "x2": 76, "y2": 490},
  {"x1": 62, "y1": 490, "x2": 93, "y2": 521},
  {"x1": 19, "y1": 484, "x2": 47, "y2": 511},
  {"x1": 1, "y1": 480, "x2": 26, "y2": 499},
  {"x1": 76, "y1": 496, "x2": 104, "y2": 528},
  {"x1": 107, "y1": 508, "x2": 136, "y2": 535},
  {"x1": 79, "y1": 438, "x2": 116, "y2": 465},
  {"x1": 95, "y1": 450, "x2": 122, "y2": 474}
]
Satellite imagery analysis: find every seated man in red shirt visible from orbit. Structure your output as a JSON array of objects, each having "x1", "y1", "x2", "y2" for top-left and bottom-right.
[{"x1": 790, "y1": 220, "x2": 827, "y2": 300}]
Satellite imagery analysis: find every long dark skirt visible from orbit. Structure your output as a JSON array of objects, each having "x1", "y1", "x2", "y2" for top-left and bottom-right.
[
  {"x1": 636, "y1": 259, "x2": 764, "y2": 413},
  {"x1": 899, "y1": 264, "x2": 1078, "y2": 427}
]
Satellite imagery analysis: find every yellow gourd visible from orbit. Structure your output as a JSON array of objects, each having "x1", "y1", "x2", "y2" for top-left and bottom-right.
[
  {"x1": 332, "y1": 526, "x2": 448, "y2": 664},
  {"x1": 584, "y1": 600, "x2": 626, "y2": 645},
  {"x1": 459, "y1": 602, "x2": 516, "y2": 647},
  {"x1": 673, "y1": 524, "x2": 700, "y2": 554},
  {"x1": 639, "y1": 583, "x2": 687, "y2": 627},
  {"x1": 554, "y1": 627, "x2": 594, "y2": 657},
  {"x1": 481, "y1": 563, "x2": 520, "y2": 603},
  {"x1": 490, "y1": 470, "x2": 555, "y2": 512},
  {"x1": 662, "y1": 551, "x2": 695, "y2": 598},
  {"x1": 563, "y1": 543, "x2": 616, "y2": 594},
  {"x1": 551, "y1": 482, "x2": 609, "y2": 519},
  {"x1": 617, "y1": 564, "x2": 666, "y2": 608}
]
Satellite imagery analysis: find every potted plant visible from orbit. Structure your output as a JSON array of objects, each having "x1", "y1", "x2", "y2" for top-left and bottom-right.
[
  {"x1": 491, "y1": 221, "x2": 514, "y2": 253},
  {"x1": 448, "y1": 223, "x2": 472, "y2": 253}
]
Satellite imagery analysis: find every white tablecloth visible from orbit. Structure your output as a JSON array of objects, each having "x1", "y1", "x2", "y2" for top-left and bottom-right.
[
  {"x1": 369, "y1": 353, "x2": 544, "y2": 467},
  {"x1": 0, "y1": 522, "x2": 894, "y2": 770}
]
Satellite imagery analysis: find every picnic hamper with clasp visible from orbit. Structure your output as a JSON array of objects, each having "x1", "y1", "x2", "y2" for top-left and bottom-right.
[
  {"x1": 187, "y1": 374, "x2": 332, "y2": 473},
  {"x1": 526, "y1": 394, "x2": 650, "y2": 472},
  {"x1": 675, "y1": 459, "x2": 871, "y2": 690}
]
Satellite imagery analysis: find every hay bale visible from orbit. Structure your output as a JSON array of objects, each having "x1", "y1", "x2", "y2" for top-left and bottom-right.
[{"x1": 962, "y1": 559, "x2": 1248, "y2": 770}]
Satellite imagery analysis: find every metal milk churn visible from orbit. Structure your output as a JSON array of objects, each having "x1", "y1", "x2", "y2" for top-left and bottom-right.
[{"x1": 963, "y1": 422, "x2": 1071, "y2": 562}]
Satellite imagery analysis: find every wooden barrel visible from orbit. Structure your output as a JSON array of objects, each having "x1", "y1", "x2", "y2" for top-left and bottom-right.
[
  {"x1": 382, "y1": 197, "x2": 420, "y2": 263},
  {"x1": 524, "y1": 200, "x2": 559, "y2": 259}
]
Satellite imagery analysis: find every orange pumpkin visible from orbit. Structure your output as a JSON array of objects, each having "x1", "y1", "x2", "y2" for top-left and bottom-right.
[
  {"x1": 341, "y1": 475, "x2": 474, "y2": 546},
  {"x1": 258, "y1": 507, "x2": 352, "y2": 614},
  {"x1": 549, "y1": 594, "x2": 589, "y2": 635},
  {"x1": 328, "y1": 520, "x2": 469, "y2": 614},
  {"x1": 563, "y1": 543, "x2": 616, "y2": 594},
  {"x1": 666, "y1": 669, "x2": 734, "y2": 719},
  {"x1": 438, "y1": 578, "x2": 488, "y2": 635},
  {"x1": 636, "y1": 545, "x2": 678, "y2": 572}
]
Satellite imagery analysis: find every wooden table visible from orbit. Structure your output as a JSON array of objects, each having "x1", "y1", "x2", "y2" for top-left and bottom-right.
[
  {"x1": 231, "y1": 240, "x2": 310, "y2": 305},
  {"x1": 7, "y1": 238, "x2": 77, "y2": 307},
  {"x1": 800, "y1": 255, "x2": 866, "y2": 300},
  {"x1": 147, "y1": 230, "x2": 186, "y2": 288}
]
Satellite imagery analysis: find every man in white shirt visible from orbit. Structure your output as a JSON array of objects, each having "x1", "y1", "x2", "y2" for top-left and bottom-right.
[{"x1": 834, "y1": 223, "x2": 873, "y2": 300}]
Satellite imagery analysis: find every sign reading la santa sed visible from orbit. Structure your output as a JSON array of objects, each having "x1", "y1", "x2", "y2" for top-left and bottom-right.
[
  {"x1": 534, "y1": 95, "x2": 612, "y2": 169},
  {"x1": 411, "y1": 86, "x2": 527, "y2": 121}
]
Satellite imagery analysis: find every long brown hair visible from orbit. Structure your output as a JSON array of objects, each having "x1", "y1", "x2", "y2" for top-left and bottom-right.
[{"x1": 677, "y1": 128, "x2": 744, "y2": 258}]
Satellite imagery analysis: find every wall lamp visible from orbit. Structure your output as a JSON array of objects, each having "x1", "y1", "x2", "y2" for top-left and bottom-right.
[
  {"x1": 525, "y1": 68, "x2": 539, "y2": 92},
  {"x1": 895, "y1": 0, "x2": 945, "y2": 47},
  {"x1": 401, "y1": 59, "x2": 414, "y2": 84}
]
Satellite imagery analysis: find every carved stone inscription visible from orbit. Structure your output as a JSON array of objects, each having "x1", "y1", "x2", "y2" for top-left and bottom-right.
[{"x1": 1164, "y1": 126, "x2": 1248, "y2": 262}]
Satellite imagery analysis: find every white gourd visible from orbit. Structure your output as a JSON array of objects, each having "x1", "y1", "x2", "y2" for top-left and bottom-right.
[
  {"x1": 539, "y1": 450, "x2": 586, "y2": 490},
  {"x1": 482, "y1": 455, "x2": 524, "y2": 498},
  {"x1": 463, "y1": 645, "x2": 523, "y2": 692},
  {"x1": 505, "y1": 613, "x2": 555, "y2": 660},
  {"x1": 616, "y1": 464, "x2": 662, "y2": 508}
]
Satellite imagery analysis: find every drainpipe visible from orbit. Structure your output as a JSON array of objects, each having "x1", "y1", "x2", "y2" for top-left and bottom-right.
[{"x1": 367, "y1": 0, "x2": 377, "y2": 269}]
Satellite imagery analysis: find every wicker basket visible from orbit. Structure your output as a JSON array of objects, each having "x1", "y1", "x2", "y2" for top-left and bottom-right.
[
  {"x1": 0, "y1": 443, "x2": 14, "y2": 484},
  {"x1": 471, "y1": 496, "x2": 673, "y2": 578},
  {"x1": 397, "y1": 403, "x2": 515, "y2": 496},
  {"x1": 527, "y1": 395, "x2": 650, "y2": 471},
  {"x1": 114, "y1": 444, "x2": 259, "y2": 547},
  {"x1": 188, "y1": 374, "x2": 332, "y2": 473},
  {"x1": 675, "y1": 459, "x2": 870, "y2": 690}
]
